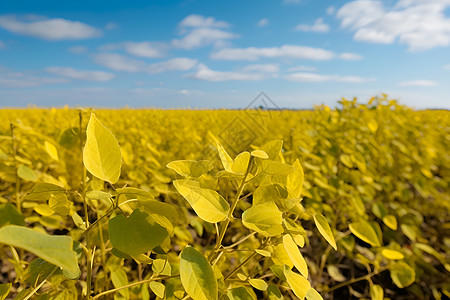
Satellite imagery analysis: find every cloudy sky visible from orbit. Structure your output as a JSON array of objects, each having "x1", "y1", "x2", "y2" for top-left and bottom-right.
[{"x1": 0, "y1": 0, "x2": 449, "y2": 108}]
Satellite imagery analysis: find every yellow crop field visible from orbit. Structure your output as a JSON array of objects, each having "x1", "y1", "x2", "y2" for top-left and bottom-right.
[{"x1": 0, "y1": 97, "x2": 449, "y2": 300}]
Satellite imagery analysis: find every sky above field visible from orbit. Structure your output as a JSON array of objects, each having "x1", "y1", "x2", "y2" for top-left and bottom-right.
[{"x1": 0, "y1": 0, "x2": 449, "y2": 109}]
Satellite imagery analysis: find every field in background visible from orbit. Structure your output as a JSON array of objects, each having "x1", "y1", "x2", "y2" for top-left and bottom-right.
[{"x1": 0, "y1": 97, "x2": 449, "y2": 299}]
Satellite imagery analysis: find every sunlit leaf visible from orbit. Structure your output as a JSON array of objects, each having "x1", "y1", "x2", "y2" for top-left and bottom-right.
[
  {"x1": 173, "y1": 179, "x2": 229, "y2": 223},
  {"x1": 283, "y1": 234, "x2": 308, "y2": 278},
  {"x1": 306, "y1": 288, "x2": 323, "y2": 300},
  {"x1": 349, "y1": 220, "x2": 381, "y2": 247},
  {"x1": 381, "y1": 249, "x2": 404, "y2": 260},
  {"x1": 313, "y1": 214, "x2": 337, "y2": 250},
  {"x1": 44, "y1": 141, "x2": 59, "y2": 161},
  {"x1": 249, "y1": 278, "x2": 268, "y2": 291},
  {"x1": 370, "y1": 284, "x2": 383, "y2": 300},
  {"x1": 83, "y1": 113, "x2": 122, "y2": 184},
  {"x1": 180, "y1": 246, "x2": 217, "y2": 300},
  {"x1": 242, "y1": 203, "x2": 283, "y2": 236},
  {"x1": 284, "y1": 265, "x2": 310, "y2": 300},
  {"x1": 166, "y1": 160, "x2": 213, "y2": 178}
]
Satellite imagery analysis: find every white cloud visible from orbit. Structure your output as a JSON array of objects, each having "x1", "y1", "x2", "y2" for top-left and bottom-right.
[
  {"x1": 123, "y1": 42, "x2": 168, "y2": 58},
  {"x1": 146, "y1": 58, "x2": 197, "y2": 73},
  {"x1": 285, "y1": 72, "x2": 375, "y2": 83},
  {"x1": 173, "y1": 15, "x2": 237, "y2": 49},
  {"x1": 295, "y1": 18, "x2": 330, "y2": 33},
  {"x1": 99, "y1": 41, "x2": 168, "y2": 58},
  {"x1": 105, "y1": 22, "x2": 118, "y2": 30},
  {"x1": 242, "y1": 64, "x2": 279, "y2": 73},
  {"x1": 93, "y1": 53, "x2": 197, "y2": 73},
  {"x1": 172, "y1": 27, "x2": 238, "y2": 50},
  {"x1": 178, "y1": 14, "x2": 229, "y2": 29},
  {"x1": 186, "y1": 63, "x2": 276, "y2": 82},
  {"x1": 336, "y1": 0, "x2": 450, "y2": 51},
  {"x1": 257, "y1": 18, "x2": 269, "y2": 27},
  {"x1": 339, "y1": 52, "x2": 363, "y2": 60},
  {"x1": 445, "y1": 64, "x2": 450, "y2": 70},
  {"x1": 326, "y1": 6, "x2": 336, "y2": 15},
  {"x1": 45, "y1": 67, "x2": 115, "y2": 82},
  {"x1": 287, "y1": 65, "x2": 318, "y2": 72},
  {"x1": 68, "y1": 46, "x2": 88, "y2": 54},
  {"x1": 0, "y1": 41, "x2": 4, "y2": 49},
  {"x1": 0, "y1": 15, "x2": 102, "y2": 40},
  {"x1": 398, "y1": 80, "x2": 438, "y2": 86},
  {"x1": 211, "y1": 45, "x2": 362, "y2": 61},
  {"x1": 178, "y1": 89, "x2": 202, "y2": 95},
  {"x1": 93, "y1": 53, "x2": 145, "y2": 72}
]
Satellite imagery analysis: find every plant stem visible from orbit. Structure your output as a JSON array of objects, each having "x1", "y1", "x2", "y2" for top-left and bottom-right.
[
  {"x1": 224, "y1": 252, "x2": 257, "y2": 280},
  {"x1": 326, "y1": 267, "x2": 388, "y2": 293},
  {"x1": 22, "y1": 267, "x2": 58, "y2": 300},
  {"x1": 209, "y1": 157, "x2": 254, "y2": 262},
  {"x1": 91, "y1": 275, "x2": 177, "y2": 299},
  {"x1": 10, "y1": 123, "x2": 21, "y2": 212}
]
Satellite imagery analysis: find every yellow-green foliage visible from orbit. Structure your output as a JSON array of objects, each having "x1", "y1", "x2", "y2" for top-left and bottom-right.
[{"x1": 0, "y1": 96, "x2": 448, "y2": 300}]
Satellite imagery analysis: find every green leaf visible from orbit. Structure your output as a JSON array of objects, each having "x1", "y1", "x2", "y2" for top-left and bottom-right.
[
  {"x1": 149, "y1": 281, "x2": 165, "y2": 298},
  {"x1": 24, "y1": 183, "x2": 66, "y2": 201},
  {"x1": 283, "y1": 234, "x2": 308, "y2": 278},
  {"x1": 180, "y1": 246, "x2": 217, "y2": 300},
  {"x1": 108, "y1": 209, "x2": 168, "y2": 257},
  {"x1": 0, "y1": 283, "x2": 11, "y2": 300},
  {"x1": 370, "y1": 284, "x2": 383, "y2": 300},
  {"x1": 25, "y1": 258, "x2": 64, "y2": 285},
  {"x1": 173, "y1": 179, "x2": 229, "y2": 223},
  {"x1": 17, "y1": 165, "x2": 38, "y2": 182},
  {"x1": 267, "y1": 284, "x2": 283, "y2": 300},
  {"x1": 0, "y1": 225, "x2": 79, "y2": 278},
  {"x1": 313, "y1": 214, "x2": 337, "y2": 250},
  {"x1": 287, "y1": 159, "x2": 304, "y2": 199},
  {"x1": 166, "y1": 160, "x2": 213, "y2": 178},
  {"x1": 349, "y1": 220, "x2": 381, "y2": 247},
  {"x1": 249, "y1": 278, "x2": 268, "y2": 291},
  {"x1": 242, "y1": 203, "x2": 283, "y2": 237},
  {"x1": 283, "y1": 265, "x2": 311, "y2": 300},
  {"x1": 83, "y1": 113, "x2": 122, "y2": 184},
  {"x1": 306, "y1": 288, "x2": 324, "y2": 300},
  {"x1": 0, "y1": 203, "x2": 25, "y2": 228},
  {"x1": 227, "y1": 286, "x2": 256, "y2": 300},
  {"x1": 390, "y1": 262, "x2": 415, "y2": 288}
]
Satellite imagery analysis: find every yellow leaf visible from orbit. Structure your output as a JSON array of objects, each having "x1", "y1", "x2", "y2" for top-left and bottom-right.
[
  {"x1": 83, "y1": 113, "x2": 122, "y2": 184},
  {"x1": 381, "y1": 249, "x2": 404, "y2": 260},
  {"x1": 283, "y1": 234, "x2": 308, "y2": 278},
  {"x1": 44, "y1": 141, "x2": 59, "y2": 160},
  {"x1": 284, "y1": 265, "x2": 310, "y2": 300},
  {"x1": 314, "y1": 214, "x2": 337, "y2": 250}
]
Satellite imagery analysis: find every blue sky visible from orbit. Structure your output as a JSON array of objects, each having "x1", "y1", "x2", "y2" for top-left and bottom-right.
[{"x1": 0, "y1": 0, "x2": 449, "y2": 108}]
